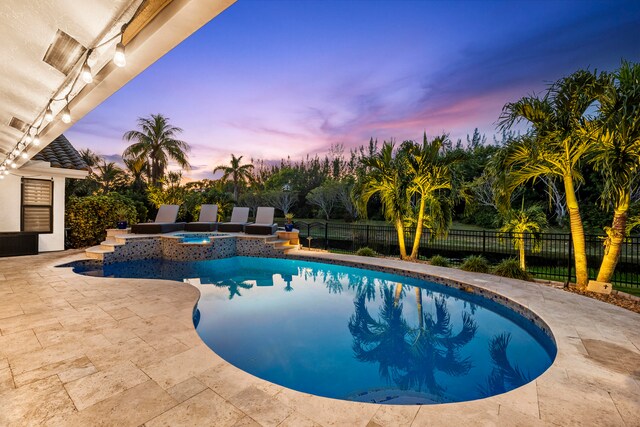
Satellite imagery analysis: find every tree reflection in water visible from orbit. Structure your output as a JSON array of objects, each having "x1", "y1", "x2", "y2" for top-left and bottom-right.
[
  {"x1": 348, "y1": 283, "x2": 477, "y2": 399},
  {"x1": 212, "y1": 279, "x2": 254, "y2": 299},
  {"x1": 478, "y1": 333, "x2": 530, "y2": 397}
]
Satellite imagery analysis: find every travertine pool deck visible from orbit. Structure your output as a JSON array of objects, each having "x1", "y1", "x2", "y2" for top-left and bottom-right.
[{"x1": 0, "y1": 249, "x2": 639, "y2": 426}]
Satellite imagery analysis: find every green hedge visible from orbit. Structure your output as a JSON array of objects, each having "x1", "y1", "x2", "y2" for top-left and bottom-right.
[{"x1": 66, "y1": 194, "x2": 138, "y2": 248}]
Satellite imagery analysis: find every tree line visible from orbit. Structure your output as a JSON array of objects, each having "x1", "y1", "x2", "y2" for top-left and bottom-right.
[{"x1": 67, "y1": 61, "x2": 640, "y2": 289}]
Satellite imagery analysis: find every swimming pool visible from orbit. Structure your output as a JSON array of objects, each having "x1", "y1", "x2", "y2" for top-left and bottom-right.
[{"x1": 70, "y1": 256, "x2": 556, "y2": 405}]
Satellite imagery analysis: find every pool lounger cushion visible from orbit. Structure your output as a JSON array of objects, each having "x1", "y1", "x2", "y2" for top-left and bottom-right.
[
  {"x1": 131, "y1": 204, "x2": 183, "y2": 234},
  {"x1": 131, "y1": 222, "x2": 186, "y2": 234},
  {"x1": 244, "y1": 207, "x2": 278, "y2": 235},
  {"x1": 217, "y1": 207, "x2": 250, "y2": 233},
  {"x1": 217, "y1": 222, "x2": 248, "y2": 233},
  {"x1": 184, "y1": 222, "x2": 218, "y2": 231},
  {"x1": 185, "y1": 204, "x2": 219, "y2": 231}
]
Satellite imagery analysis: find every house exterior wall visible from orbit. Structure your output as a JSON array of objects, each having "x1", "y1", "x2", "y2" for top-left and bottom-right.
[{"x1": 0, "y1": 162, "x2": 86, "y2": 252}]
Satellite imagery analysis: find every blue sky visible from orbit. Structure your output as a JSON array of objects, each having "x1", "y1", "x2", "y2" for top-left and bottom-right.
[{"x1": 66, "y1": 0, "x2": 640, "y2": 180}]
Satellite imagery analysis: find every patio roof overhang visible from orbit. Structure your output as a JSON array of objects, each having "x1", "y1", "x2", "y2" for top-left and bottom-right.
[{"x1": 0, "y1": 0, "x2": 235, "y2": 170}]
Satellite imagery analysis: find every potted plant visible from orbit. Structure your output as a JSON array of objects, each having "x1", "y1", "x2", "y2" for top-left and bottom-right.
[
  {"x1": 284, "y1": 213, "x2": 294, "y2": 232},
  {"x1": 115, "y1": 206, "x2": 129, "y2": 230}
]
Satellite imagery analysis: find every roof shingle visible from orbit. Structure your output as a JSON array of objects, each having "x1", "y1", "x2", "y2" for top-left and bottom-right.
[{"x1": 32, "y1": 134, "x2": 89, "y2": 171}]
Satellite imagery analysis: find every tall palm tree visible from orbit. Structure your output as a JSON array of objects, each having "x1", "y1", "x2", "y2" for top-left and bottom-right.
[
  {"x1": 123, "y1": 114, "x2": 190, "y2": 186},
  {"x1": 589, "y1": 62, "x2": 640, "y2": 283},
  {"x1": 498, "y1": 204, "x2": 548, "y2": 270},
  {"x1": 396, "y1": 296, "x2": 477, "y2": 397},
  {"x1": 478, "y1": 333, "x2": 529, "y2": 397},
  {"x1": 93, "y1": 161, "x2": 127, "y2": 193},
  {"x1": 402, "y1": 133, "x2": 461, "y2": 260},
  {"x1": 497, "y1": 70, "x2": 607, "y2": 289},
  {"x1": 78, "y1": 148, "x2": 102, "y2": 170},
  {"x1": 356, "y1": 142, "x2": 412, "y2": 259},
  {"x1": 123, "y1": 155, "x2": 147, "y2": 193},
  {"x1": 213, "y1": 154, "x2": 254, "y2": 200},
  {"x1": 348, "y1": 285, "x2": 412, "y2": 382}
]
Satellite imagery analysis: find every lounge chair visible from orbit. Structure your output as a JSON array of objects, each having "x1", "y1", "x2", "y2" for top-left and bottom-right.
[
  {"x1": 131, "y1": 205, "x2": 185, "y2": 234},
  {"x1": 217, "y1": 207, "x2": 250, "y2": 233},
  {"x1": 184, "y1": 204, "x2": 219, "y2": 232},
  {"x1": 244, "y1": 207, "x2": 278, "y2": 235}
]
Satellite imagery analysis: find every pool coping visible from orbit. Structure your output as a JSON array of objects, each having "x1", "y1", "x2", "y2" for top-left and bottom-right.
[{"x1": 0, "y1": 249, "x2": 638, "y2": 426}]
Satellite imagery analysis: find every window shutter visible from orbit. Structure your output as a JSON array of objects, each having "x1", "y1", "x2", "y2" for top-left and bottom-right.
[{"x1": 22, "y1": 179, "x2": 53, "y2": 232}]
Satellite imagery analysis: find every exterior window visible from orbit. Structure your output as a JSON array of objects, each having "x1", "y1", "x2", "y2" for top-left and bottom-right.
[{"x1": 21, "y1": 178, "x2": 53, "y2": 233}]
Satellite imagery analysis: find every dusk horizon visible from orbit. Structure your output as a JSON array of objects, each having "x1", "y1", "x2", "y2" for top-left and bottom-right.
[{"x1": 65, "y1": 0, "x2": 640, "y2": 181}]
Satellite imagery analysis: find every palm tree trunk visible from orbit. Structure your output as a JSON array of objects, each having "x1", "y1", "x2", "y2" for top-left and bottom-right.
[
  {"x1": 395, "y1": 218, "x2": 408, "y2": 259},
  {"x1": 415, "y1": 287, "x2": 423, "y2": 329},
  {"x1": 394, "y1": 283, "x2": 403, "y2": 306},
  {"x1": 596, "y1": 195, "x2": 629, "y2": 283},
  {"x1": 564, "y1": 176, "x2": 588, "y2": 289},
  {"x1": 519, "y1": 237, "x2": 526, "y2": 270},
  {"x1": 410, "y1": 196, "x2": 426, "y2": 260}
]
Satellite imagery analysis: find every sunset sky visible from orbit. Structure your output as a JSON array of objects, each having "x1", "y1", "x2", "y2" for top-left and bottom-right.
[{"x1": 66, "y1": 0, "x2": 640, "y2": 180}]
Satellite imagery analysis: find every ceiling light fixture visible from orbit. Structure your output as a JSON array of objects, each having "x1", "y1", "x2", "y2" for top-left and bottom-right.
[{"x1": 2, "y1": 16, "x2": 133, "y2": 176}]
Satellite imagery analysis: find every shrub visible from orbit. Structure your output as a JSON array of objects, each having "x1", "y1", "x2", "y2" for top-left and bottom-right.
[
  {"x1": 493, "y1": 258, "x2": 533, "y2": 281},
  {"x1": 460, "y1": 255, "x2": 491, "y2": 273},
  {"x1": 66, "y1": 194, "x2": 138, "y2": 248},
  {"x1": 356, "y1": 247, "x2": 376, "y2": 257},
  {"x1": 429, "y1": 255, "x2": 450, "y2": 267}
]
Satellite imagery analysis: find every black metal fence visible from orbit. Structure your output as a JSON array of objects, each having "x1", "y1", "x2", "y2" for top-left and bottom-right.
[{"x1": 293, "y1": 221, "x2": 640, "y2": 288}]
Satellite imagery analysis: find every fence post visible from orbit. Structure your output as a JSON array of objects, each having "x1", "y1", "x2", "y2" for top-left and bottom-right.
[
  {"x1": 324, "y1": 222, "x2": 329, "y2": 250},
  {"x1": 567, "y1": 233, "x2": 573, "y2": 285},
  {"x1": 482, "y1": 230, "x2": 486, "y2": 253},
  {"x1": 366, "y1": 224, "x2": 370, "y2": 247}
]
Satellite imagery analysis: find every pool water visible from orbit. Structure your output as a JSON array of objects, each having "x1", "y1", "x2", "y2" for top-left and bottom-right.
[
  {"x1": 173, "y1": 233, "x2": 226, "y2": 244},
  {"x1": 70, "y1": 256, "x2": 556, "y2": 405}
]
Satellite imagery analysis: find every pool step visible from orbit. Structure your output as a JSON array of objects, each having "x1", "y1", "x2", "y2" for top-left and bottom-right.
[
  {"x1": 85, "y1": 245, "x2": 114, "y2": 261},
  {"x1": 105, "y1": 228, "x2": 130, "y2": 243},
  {"x1": 268, "y1": 239, "x2": 291, "y2": 248},
  {"x1": 100, "y1": 241, "x2": 125, "y2": 251}
]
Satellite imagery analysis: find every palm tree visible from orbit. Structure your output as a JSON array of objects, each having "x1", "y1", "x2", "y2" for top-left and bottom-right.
[
  {"x1": 213, "y1": 154, "x2": 254, "y2": 200},
  {"x1": 123, "y1": 156, "x2": 147, "y2": 193},
  {"x1": 213, "y1": 279, "x2": 254, "y2": 299},
  {"x1": 402, "y1": 133, "x2": 461, "y2": 260},
  {"x1": 78, "y1": 148, "x2": 102, "y2": 170},
  {"x1": 498, "y1": 204, "x2": 548, "y2": 270},
  {"x1": 478, "y1": 333, "x2": 529, "y2": 397},
  {"x1": 497, "y1": 70, "x2": 607, "y2": 289},
  {"x1": 123, "y1": 114, "x2": 190, "y2": 186},
  {"x1": 93, "y1": 161, "x2": 127, "y2": 193},
  {"x1": 356, "y1": 142, "x2": 412, "y2": 259},
  {"x1": 396, "y1": 295, "x2": 477, "y2": 397},
  {"x1": 589, "y1": 62, "x2": 640, "y2": 283},
  {"x1": 348, "y1": 285, "x2": 412, "y2": 382}
]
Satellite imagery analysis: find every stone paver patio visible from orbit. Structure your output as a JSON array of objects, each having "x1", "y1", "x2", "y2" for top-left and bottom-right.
[{"x1": 0, "y1": 249, "x2": 639, "y2": 426}]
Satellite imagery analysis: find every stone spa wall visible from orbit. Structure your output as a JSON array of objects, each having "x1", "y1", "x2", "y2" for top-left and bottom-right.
[{"x1": 102, "y1": 234, "x2": 287, "y2": 264}]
